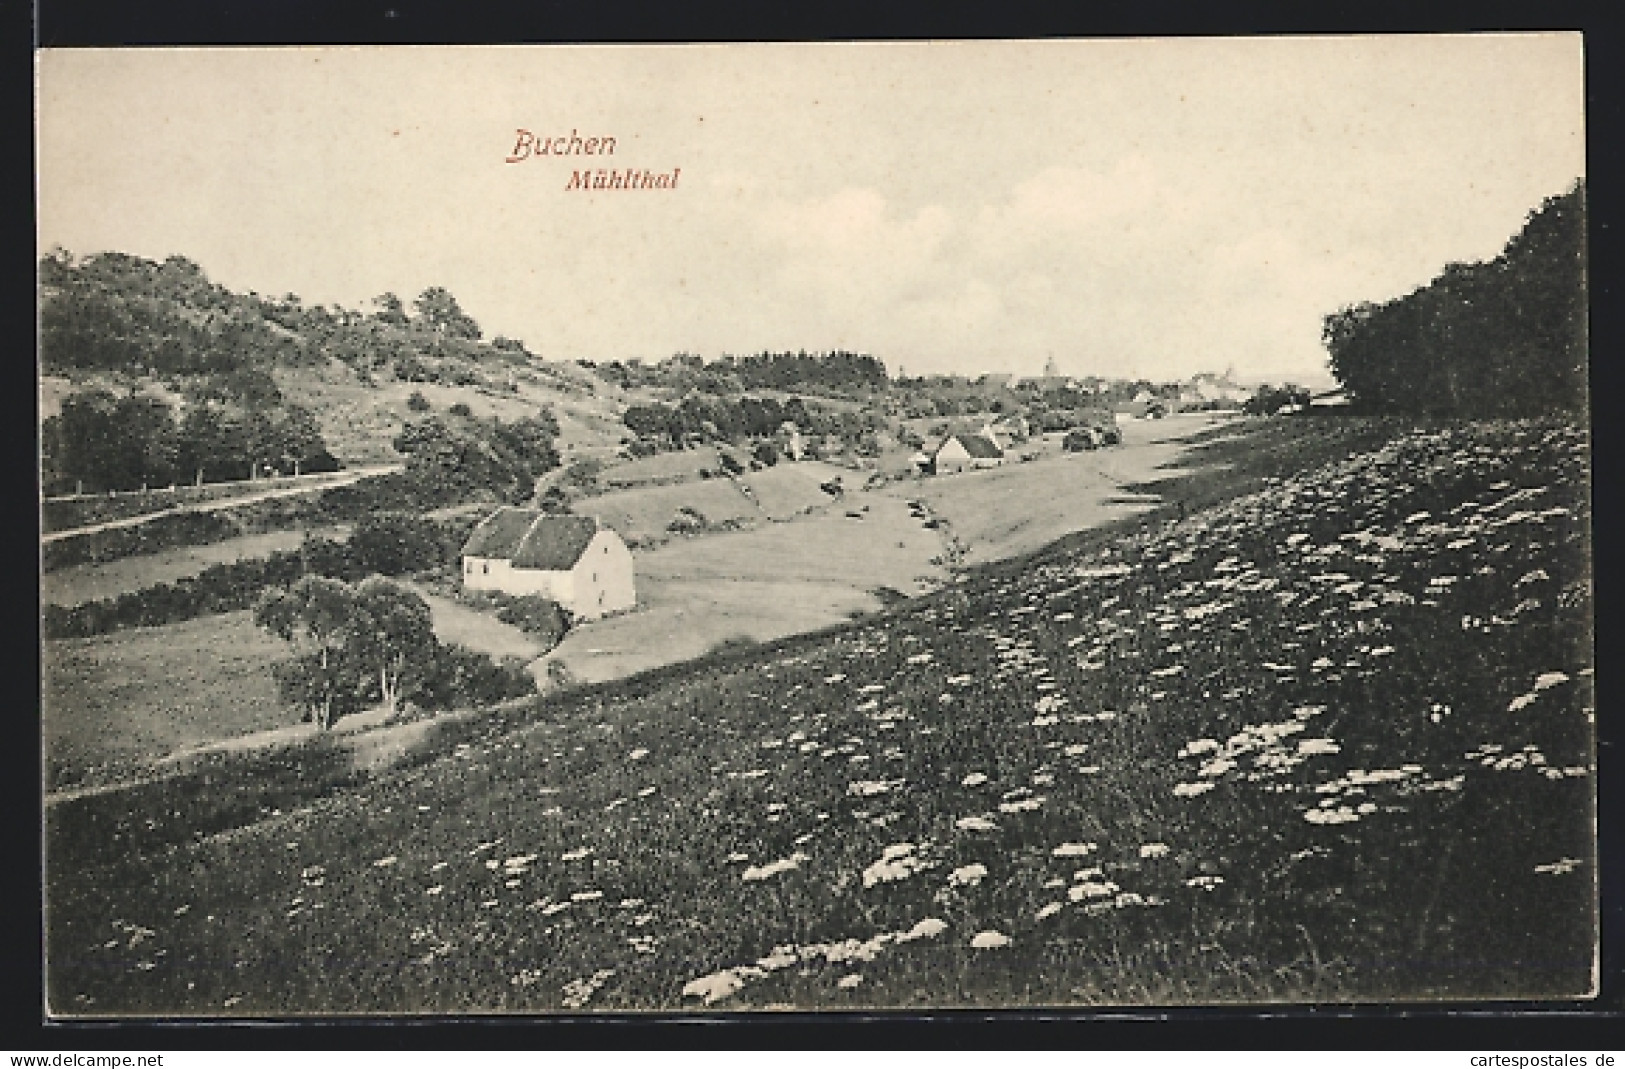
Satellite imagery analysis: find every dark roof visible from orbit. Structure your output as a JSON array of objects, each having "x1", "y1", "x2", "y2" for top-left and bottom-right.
[
  {"x1": 944, "y1": 434, "x2": 1004, "y2": 459},
  {"x1": 462, "y1": 508, "x2": 602, "y2": 570},
  {"x1": 461, "y1": 507, "x2": 539, "y2": 559}
]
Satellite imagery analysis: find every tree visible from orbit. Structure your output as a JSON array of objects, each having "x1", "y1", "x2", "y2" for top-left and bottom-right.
[
  {"x1": 255, "y1": 576, "x2": 361, "y2": 729},
  {"x1": 351, "y1": 577, "x2": 438, "y2": 719},
  {"x1": 413, "y1": 286, "x2": 482, "y2": 340},
  {"x1": 1323, "y1": 181, "x2": 1586, "y2": 416},
  {"x1": 371, "y1": 292, "x2": 410, "y2": 327},
  {"x1": 255, "y1": 575, "x2": 438, "y2": 727},
  {"x1": 350, "y1": 512, "x2": 448, "y2": 575}
]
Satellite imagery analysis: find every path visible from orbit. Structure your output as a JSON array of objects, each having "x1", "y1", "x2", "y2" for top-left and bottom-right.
[{"x1": 42, "y1": 464, "x2": 402, "y2": 544}]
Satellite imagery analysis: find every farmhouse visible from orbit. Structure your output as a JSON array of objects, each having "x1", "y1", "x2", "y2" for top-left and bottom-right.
[
  {"x1": 461, "y1": 508, "x2": 635, "y2": 620},
  {"x1": 929, "y1": 432, "x2": 1005, "y2": 474}
]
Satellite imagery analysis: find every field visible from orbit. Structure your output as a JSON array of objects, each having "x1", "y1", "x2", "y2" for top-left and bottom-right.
[
  {"x1": 41, "y1": 526, "x2": 350, "y2": 608},
  {"x1": 577, "y1": 480, "x2": 769, "y2": 547},
  {"x1": 42, "y1": 611, "x2": 294, "y2": 791},
  {"x1": 537, "y1": 493, "x2": 948, "y2": 686},
  {"x1": 534, "y1": 418, "x2": 1228, "y2": 689},
  {"x1": 900, "y1": 414, "x2": 1227, "y2": 566},
  {"x1": 45, "y1": 418, "x2": 1594, "y2": 1013}
]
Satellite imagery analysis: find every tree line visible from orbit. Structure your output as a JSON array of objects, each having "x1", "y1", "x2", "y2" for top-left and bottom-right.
[
  {"x1": 586, "y1": 349, "x2": 889, "y2": 394},
  {"x1": 1322, "y1": 182, "x2": 1586, "y2": 416},
  {"x1": 42, "y1": 387, "x2": 339, "y2": 494}
]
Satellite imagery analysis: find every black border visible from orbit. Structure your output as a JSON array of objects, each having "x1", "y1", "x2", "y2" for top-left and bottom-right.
[{"x1": 18, "y1": 0, "x2": 1624, "y2": 1051}]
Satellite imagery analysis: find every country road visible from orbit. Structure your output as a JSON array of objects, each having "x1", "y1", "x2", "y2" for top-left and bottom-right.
[{"x1": 41, "y1": 464, "x2": 403, "y2": 544}]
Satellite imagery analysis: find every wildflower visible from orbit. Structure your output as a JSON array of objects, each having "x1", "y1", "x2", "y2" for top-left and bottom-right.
[
  {"x1": 948, "y1": 863, "x2": 988, "y2": 887},
  {"x1": 1140, "y1": 843, "x2": 1170, "y2": 859},
  {"x1": 998, "y1": 796, "x2": 1046, "y2": 814},
  {"x1": 1297, "y1": 739, "x2": 1340, "y2": 756},
  {"x1": 1052, "y1": 842, "x2": 1097, "y2": 857},
  {"x1": 1070, "y1": 881, "x2": 1118, "y2": 901},
  {"x1": 1186, "y1": 875, "x2": 1224, "y2": 890},
  {"x1": 562, "y1": 847, "x2": 593, "y2": 861},
  {"x1": 970, "y1": 931, "x2": 1011, "y2": 949},
  {"x1": 1534, "y1": 672, "x2": 1570, "y2": 691},
  {"x1": 1178, "y1": 739, "x2": 1220, "y2": 757},
  {"x1": 743, "y1": 853, "x2": 809, "y2": 882},
  {"x1": 1035, "y1": 902, "x2": 1064, "y2": 921},
  {"x1": 898, "y1": 917, "x2": 949, "y2": 942},
  {"x1": 960, "y1": 772, "x2": 988, "y2": 787},
  {"x1": 683, "y1": 970, "x2": 746, "y2": 1005},
  {"x1": 956, "y1": 815, "x2": 998, "y2": 832},
  {"x1": 836, "y1": 974, "x2": 863, "y2": 990},
  {"x1": 373, "y1": 856, "x2": 398, "y2": 868}
]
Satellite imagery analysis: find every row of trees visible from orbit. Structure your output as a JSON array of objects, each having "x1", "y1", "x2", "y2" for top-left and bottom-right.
[
  {"x1": 622, "y1": 394, "x2": 816, "y2": 442},
  {"x1": 41, "y1": 388, "x2": 339, "y2": 494},
  {"x1": 587, "y1": 350, "x2": 889, "y2": 394},
  {"x1": 1322, "y1": 182, "x2": 1586, "y2": 416}
]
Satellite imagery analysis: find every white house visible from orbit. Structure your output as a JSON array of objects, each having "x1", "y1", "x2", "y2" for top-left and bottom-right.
[
  {"x1": 461, "y1": 509, "x2": 635, "y2": 620},
  {"x1": 930, "y1": 432, "x2": 1005, "y2": 474}
]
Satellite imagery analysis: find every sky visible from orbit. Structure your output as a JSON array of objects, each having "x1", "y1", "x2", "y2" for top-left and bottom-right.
[{"x1": 37, "y1": 37, "x2": 1584, "y2": 385}]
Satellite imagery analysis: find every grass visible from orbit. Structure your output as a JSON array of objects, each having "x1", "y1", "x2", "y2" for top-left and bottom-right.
[
  {"x1": 45, "y1": 415, "x2": 1595, "y2": 1013},
  {"x1": 42, "y1": 611, "x2": 294, "y2": 791},
  {"x1": 41, "y1": 526, "x2": 350, "y2": 608},
  {"x1": 577, "y1": 480, "x2": 765, "y2": 546},
  {"x1": 538, "y1": 493, "x2": 948, "y2": 685}
]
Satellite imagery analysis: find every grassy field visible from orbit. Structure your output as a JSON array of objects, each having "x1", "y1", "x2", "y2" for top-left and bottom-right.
[
  {"x1": 899, "y1": 413, "x2": 1228, "y2": 566},
  {"x1": 410, "y1": 586, "x2": 548, "y2": 663},
  {"x1": 41, "y1": 526, "x2": 350, "y2": 608},
  {"x1": 537, "y1": 494, "x2": 948, "y2": 686},
  {"x1": 42, "y1": 611, "x2": 294, "y2": 791},
  {"x1": 45, "y1": 417, "x2": 1594, "y2": 1013},
  {"x1": 578, "y1": 479, "x2": 766, "y2": 547}
]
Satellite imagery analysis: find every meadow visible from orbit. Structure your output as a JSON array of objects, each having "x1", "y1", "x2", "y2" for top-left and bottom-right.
[
  {"x1": 45, "y1": 417, "x2": 1594, "y2": 1013},
  {"x1": 42, "y1": 611, "x2": 293, "y2": 791}
]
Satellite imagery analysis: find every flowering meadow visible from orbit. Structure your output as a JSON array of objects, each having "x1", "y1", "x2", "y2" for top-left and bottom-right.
[{"x1": 47, "y1": 418, "x2": 1595, "y2": 1013}]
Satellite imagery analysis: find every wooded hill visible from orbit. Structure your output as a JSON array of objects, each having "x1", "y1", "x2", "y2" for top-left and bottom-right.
[{"x1": 1323, "y1": 181, "x2": 1586, "y2": 416}]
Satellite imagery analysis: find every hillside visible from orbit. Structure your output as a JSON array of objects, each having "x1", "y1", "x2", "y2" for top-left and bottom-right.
[
  {"x1": 38, "y1": 251, "x2": 639, "y2": 491},
  {"x1": 46, "y1": 417, "x2": 1593, "y2": 1012}
]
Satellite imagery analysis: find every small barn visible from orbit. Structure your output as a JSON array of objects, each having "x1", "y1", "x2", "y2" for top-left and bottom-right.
[
  {"x1": 461, "y1": 508, "x2": 635, "y2": 621},
  {"x1": 930, "y1": 433, "x2": 1005, "y2": 475}
]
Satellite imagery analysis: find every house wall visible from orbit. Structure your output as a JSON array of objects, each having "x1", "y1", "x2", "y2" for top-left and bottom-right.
[
  {"x1": 463, "y1": 556, "x2": 575, "y2": 603},
  {"x1": 568, "y1": 530, "x2": 637, "y2": 620},
  {"x1": 935, "y1": 439, "x2": 972, "y2": 474}
]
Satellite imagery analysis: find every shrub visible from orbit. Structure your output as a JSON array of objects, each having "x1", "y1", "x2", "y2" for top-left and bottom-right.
[
  {"x1": 350, "y1": 511, "x2": 450, "y2": 576},
  {"x1": 406, "y1": 390, "x2": 432, "y2": 412},
  {"x1": 493, "y1": 595, "x2": 572, "y2": 646}
]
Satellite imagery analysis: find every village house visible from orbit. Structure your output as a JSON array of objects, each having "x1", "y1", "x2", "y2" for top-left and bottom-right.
[
  {"x1": 461, "y1": 508, "x2": 635, "y2": 621},
  {"x1": 927, "y1": 431, "x2": 1005, "y2": 474}
]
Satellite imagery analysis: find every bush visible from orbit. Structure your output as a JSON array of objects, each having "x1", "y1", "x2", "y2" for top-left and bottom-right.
[
  {"x1": 448, "y1": 402, "x2": 473, "y2": 418},
  {"x1": 350, "y1": 511, "x2": 450, "y2": 576},
  {"x1": 418, "y1": 645, "x2": 535, "y2": 709},
  {"x1": 406, "y1": 390, "x2": 432, "y2": 412},
  {"x1": 493, "y1": 595, "x2": 572, "y2": 646}
]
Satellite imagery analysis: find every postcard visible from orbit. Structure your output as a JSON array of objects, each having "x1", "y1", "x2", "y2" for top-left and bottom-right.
[{"x1": 37, "y1": 36, "x2": 1593, "y2": 1015}]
